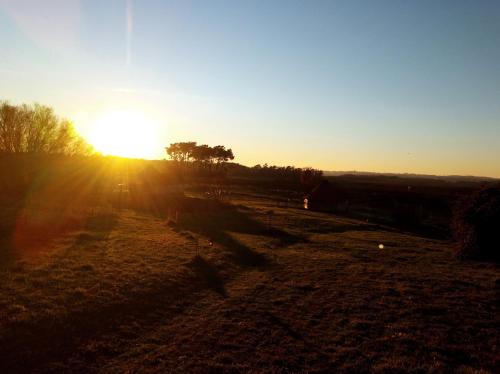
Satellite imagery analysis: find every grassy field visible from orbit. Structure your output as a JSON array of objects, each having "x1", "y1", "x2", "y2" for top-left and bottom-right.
[{"x1": 0, "y1": 190, "x2": 498, "y2": 373}]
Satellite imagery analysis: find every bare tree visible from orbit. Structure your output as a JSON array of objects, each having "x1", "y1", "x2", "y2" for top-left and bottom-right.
[{"x1": 0, "y1": 101, "x2": 93, "y2": 155}]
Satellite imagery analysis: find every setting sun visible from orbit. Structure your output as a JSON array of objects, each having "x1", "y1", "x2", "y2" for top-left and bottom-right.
[{"x1": 87, "y1": 110, "x2": 162, "y2": 159}]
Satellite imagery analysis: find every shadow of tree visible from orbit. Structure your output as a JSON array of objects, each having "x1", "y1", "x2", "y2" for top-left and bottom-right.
[
  {"x1": 0, "y1": 264, "x2": 223, "y2": 373},
  {"x1": 263, "y1": 311, "x2": 330, "y2": 360},
  {"x1": 187, "y1": 255, "x2": 227, "y2": 297},
  {"x1": 75, "y1": 213, "x2": 118, "y2": 244},
  {"x1": 172, "y1": 197, "x2": 305, "y2": 267},
  {"x1": 0, "y1": 203, "x2": 24, "y2": 268},
  {"x1": 305, "y1": 222, "x2": 383, "y2": 234},
  {"x1": 0, "y1": 208, "x2": 118, "y2": 268},
  {"x1": 0, "y1": 241, "x2": 15, "y2": 269}
]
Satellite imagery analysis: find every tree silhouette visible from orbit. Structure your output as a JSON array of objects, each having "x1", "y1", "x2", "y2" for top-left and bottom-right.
[
  {"x1": 213, "y1": 145, "x2": 234, "y2": 164},
  {"x1": 191, "y1": 144, "x2": 211, "y2": 164},
  {"x1": 165, "y1": 142, "x2": 235, "y2": 166},
  {"x1": 0, "y1": 101, "x2": 93, "y2": 155},
  {"x1": 165, "y1": 142, "x2": 197, "y2": 163}
]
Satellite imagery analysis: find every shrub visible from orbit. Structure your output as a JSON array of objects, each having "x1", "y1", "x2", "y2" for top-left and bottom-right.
[{"x1": 452, "y1": 185, "x2": 500, "y2": 262}]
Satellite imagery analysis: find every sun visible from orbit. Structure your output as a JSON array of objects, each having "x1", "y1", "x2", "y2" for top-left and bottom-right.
[{"x1": 87, "y1": 110, "x2": 162, "y2": 159}]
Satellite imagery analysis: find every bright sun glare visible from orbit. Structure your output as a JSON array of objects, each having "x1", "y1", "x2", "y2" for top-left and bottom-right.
[{"x1": 88, "y1": 110, "x2": 162, "y2": 159}]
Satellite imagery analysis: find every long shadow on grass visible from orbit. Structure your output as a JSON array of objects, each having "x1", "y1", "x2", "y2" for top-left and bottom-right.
[
  {"x1": 187, "y1": 255, "x2": 227, "y2": 297},
  {"x1": 75, "y1": 212, "x2": 118, "y2": 244},
  {"x1": 0, "y1": 208, "x2": 118, "y2": 269},
  {"x1": 263, "y1": 311, "x2": 331, "y2": 361},
  {"x1": 305, "y1": 222, "x2": 383, "y2": 234},
  {"x1": 0, "y1": 203, "x2": 25, "y2": 268},
  {"x1": 173, "y1": 197, "x2": 305, "y2": 267},
  {"x1": 0, "y1": 269, "x2": 218, "y2": 373}
]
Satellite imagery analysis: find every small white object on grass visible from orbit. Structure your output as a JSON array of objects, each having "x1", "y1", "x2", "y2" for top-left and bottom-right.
[{"x1": 378, "y1": 244, "x2": 384, "y2": 249}]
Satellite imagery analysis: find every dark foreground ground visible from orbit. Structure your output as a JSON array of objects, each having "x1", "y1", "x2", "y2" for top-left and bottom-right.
[{"x1": 0, "y1": 190, "x2": 498, "y2": 373}]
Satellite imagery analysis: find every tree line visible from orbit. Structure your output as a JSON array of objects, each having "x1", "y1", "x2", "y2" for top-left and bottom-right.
[
  {"x1": 0, "y1": 101, "x2": 93, "y2": 155},
  {"x1": 229, "y1": 163, "x2": 323, "y2": 190},
  {"x1": 249, "y1": 164, "x2": 322, "y2": 181}
]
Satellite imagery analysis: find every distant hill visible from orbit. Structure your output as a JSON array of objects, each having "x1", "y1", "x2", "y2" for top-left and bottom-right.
[{"x1": 322, "y1": 170, "x2": 499, "y2": 183}]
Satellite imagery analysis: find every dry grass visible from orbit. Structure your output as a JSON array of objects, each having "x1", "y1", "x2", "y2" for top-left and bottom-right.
[{"x1": 0, "y1": 191, "x2": 498, "y2": 373}]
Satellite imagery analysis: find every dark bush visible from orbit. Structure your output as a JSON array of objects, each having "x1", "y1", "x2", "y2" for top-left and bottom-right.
[{"x1": 452, "y1": 185, "x2": 500, "y2": 262}]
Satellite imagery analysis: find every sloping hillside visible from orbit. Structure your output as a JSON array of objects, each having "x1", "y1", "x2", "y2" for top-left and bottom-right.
[{"x1": 0, "y1": 192, "x2": 498, "y2": 373}]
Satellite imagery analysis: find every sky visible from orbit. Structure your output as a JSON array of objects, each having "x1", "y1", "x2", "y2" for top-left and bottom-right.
[{"x1": 1, "y1": 0, "x2": 499, "y2": 177}]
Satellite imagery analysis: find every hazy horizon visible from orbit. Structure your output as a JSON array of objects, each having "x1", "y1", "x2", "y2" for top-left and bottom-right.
[{"x1": 1, "y1": 0, "x2": 499, "y2": 177}]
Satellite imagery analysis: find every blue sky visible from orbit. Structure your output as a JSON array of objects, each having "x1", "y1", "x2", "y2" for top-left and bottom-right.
[{"x1": 1, "y1": 0, "x2": 499, "y2": 176}]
